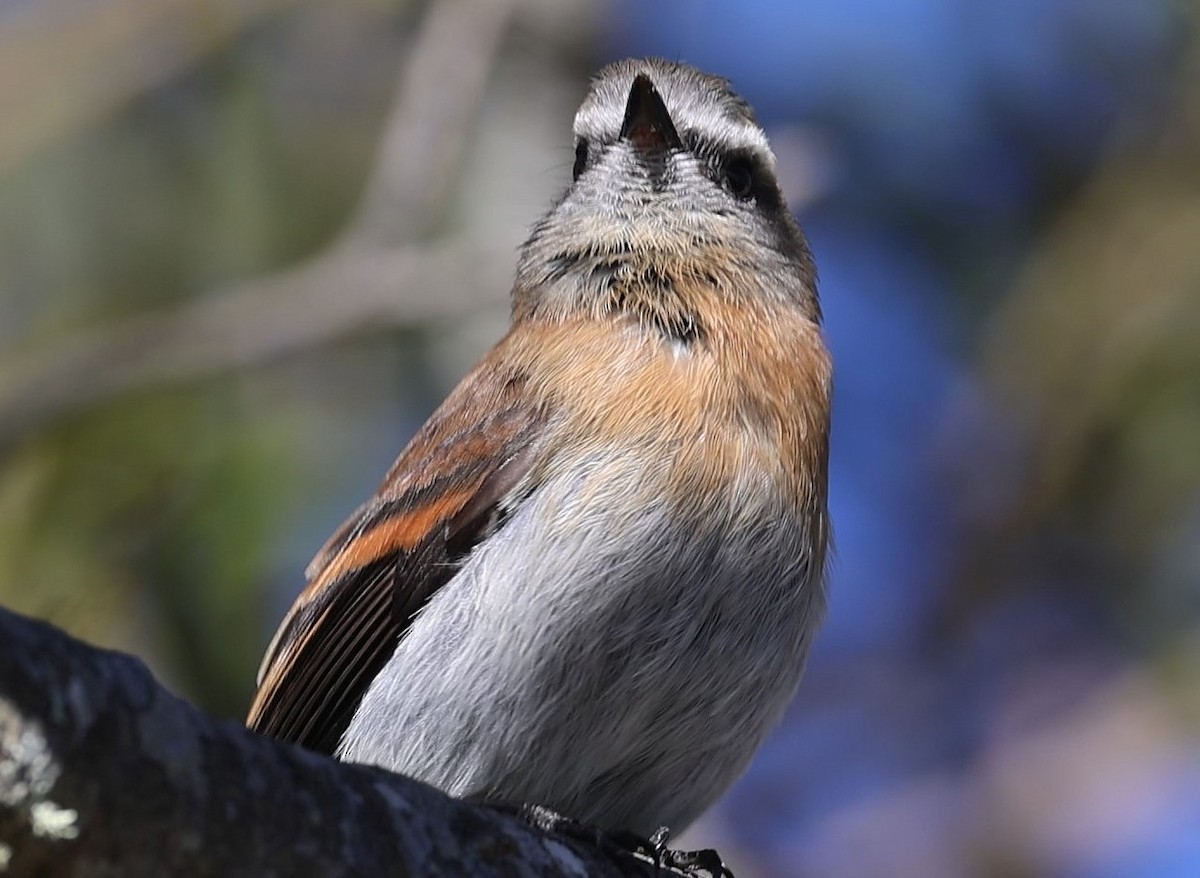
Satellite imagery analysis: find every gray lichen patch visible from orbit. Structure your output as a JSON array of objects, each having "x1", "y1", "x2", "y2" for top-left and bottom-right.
[
  {"x1": 0, "y1": 696, "x2": 80, "y2": 849},
  {"x1": 0, "y1": 697, "x2": 60, "y2": 807},
  {"x1": 29, "y1": 801, "x2": 79, "y2": 840}
]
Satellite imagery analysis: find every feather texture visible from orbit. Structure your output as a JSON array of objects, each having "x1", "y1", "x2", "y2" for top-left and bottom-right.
[
  {"x1": 247, "y1": 57, "x2": 833, "y2": 838},
  {"x1": 246, "y1": 347, "x2": 549, "y2": 753}
]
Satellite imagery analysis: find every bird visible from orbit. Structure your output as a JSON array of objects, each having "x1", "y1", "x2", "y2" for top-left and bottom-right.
[{"x1": 247, "y1": 57, "x2": 831, "y2": 841}]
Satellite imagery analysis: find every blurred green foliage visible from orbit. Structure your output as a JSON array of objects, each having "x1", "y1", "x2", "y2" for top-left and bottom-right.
[{"x1": 0, "y1": 0, "x2": 412, "y2": 716}]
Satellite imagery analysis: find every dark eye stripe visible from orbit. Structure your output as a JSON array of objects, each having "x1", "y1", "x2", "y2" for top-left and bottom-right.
[
  {"x1": 724, "y1": 158, "x2": 755, "y2": 199},
  {"x1": 572, "y1": 140, "x2": 589, "y2": 181}
]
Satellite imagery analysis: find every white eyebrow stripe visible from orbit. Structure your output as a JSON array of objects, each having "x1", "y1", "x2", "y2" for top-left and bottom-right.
[
  {"x1": 738, "y1": 124, "x2": 772, "y2": 154},
  {"x1": 709, "y1": 120, "x2": 772, "y2": 157},
  {"x1": 574, "y1": 113, "x2": 775, "y2": 167}
]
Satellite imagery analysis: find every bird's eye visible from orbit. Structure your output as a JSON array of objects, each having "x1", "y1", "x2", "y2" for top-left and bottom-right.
[
  {"x1": 572, "y1": 139, "x2": 589, "y2": 181},
  {"x1": 723, "y1": 157, "x2": 755, "y2": 199}
]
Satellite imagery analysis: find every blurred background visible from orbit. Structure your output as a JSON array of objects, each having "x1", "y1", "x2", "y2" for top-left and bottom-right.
[{"x1": 2, "y1": 0, "x2": 1198, "y2": 875}]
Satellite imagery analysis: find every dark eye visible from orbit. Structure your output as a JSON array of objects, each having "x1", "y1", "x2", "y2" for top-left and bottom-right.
[
  {"x1": 572, "y1": 139, "x2": 589, "y2": 181},
  {"x1": 724, "y1": 158, "x2": 755, "y2": 199}
]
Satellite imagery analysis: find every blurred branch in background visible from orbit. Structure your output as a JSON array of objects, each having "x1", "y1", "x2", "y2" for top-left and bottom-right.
[
  {"x1": 347, "y1": 0, "x2": 518, "y2": 245},
  {"x1": 0, "y1": 0, "x2": 517, "y2": 458},
  {"x1": 0, "y1": 0, "x2": 304, "y2": 179},
  {"x1": 0, "y1": 243, "x2": 510, "y2": 458}
]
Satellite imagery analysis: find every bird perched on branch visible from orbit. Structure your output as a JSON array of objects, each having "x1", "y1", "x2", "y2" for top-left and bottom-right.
[{"x1": 248, "y1": 57, "x2": 831, "y2": 847}]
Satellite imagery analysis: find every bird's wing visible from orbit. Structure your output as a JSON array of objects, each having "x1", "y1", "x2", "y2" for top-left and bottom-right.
[{"x1": 246, "y1": 352, "x2": 549, "y2": 754}]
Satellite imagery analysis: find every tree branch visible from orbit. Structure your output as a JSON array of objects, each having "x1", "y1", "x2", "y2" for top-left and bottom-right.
[{"x1": 0, "y1": 607, "x2": 663, "y2": 877}]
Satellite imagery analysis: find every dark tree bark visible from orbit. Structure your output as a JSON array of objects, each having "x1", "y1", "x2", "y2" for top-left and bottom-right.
[{"x1": 0, "y1": 608, "x2": 672, "y2": 877}]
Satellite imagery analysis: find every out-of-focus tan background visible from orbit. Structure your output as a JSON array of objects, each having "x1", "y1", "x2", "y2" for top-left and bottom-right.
[{"x1": 2, "y1": 1, "x2": 1198, "y2": 875}]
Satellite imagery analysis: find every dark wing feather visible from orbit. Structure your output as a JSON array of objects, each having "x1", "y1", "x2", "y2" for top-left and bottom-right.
[{"x1": 246, "y1": 358, "x2": 548, "y2": 754}]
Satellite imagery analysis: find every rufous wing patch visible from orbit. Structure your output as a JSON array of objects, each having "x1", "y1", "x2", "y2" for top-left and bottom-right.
[{"x1": 246, "y1": 348, "x2": 549, "y2": 755}]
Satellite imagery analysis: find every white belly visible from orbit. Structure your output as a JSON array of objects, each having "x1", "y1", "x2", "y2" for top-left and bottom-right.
[{"x1": 338, "y1": 448, "x2": 826, "y2": 835}]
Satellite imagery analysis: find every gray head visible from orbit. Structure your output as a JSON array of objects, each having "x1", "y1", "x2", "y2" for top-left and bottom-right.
[{"x1": 513, "y1": 58, "x2": 818, "y2": 324}]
